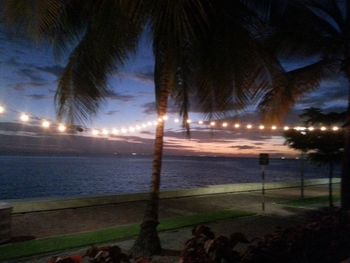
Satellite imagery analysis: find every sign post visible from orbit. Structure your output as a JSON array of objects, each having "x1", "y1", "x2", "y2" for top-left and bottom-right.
[
  {"x1": 259, "y1": 153, "x2": 269, "y2": 212},
  {"x1": 300, "y1": 151, "x2": 306, "y2": 199}
]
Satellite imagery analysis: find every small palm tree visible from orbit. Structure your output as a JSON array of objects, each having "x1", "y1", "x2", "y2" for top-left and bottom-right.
[
  {"x1": 2, "y1": 0, "x2": 288, "y2": 256},
  {"x1": 257, "y1": 0, "x2": 350, "y2": 209}
]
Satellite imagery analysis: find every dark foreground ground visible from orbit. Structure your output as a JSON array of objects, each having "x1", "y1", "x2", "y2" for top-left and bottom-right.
[{"x1": 7, "y1": 184, "x2": 340, "y2": 262}]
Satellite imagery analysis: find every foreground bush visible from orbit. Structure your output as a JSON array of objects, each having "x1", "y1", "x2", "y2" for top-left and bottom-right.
[
  {"x1": 240, "y1": 209, "x2": 350, "y2": 263},
  {"x1": 179, "y1": 209, "x2": 350, "y2": 263},
  {"x1": 49, "y1": 209, "x2": 350, "y2": 263}
]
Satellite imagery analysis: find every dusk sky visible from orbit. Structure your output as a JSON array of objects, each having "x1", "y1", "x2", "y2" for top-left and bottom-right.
[{"x1": 0, "y1": 27, "x2": 348, "y2": 157}]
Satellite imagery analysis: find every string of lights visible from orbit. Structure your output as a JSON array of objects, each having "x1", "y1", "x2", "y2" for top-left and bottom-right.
[{"x1": 0, "y1": 104, "x2": 342, "y2": 138}]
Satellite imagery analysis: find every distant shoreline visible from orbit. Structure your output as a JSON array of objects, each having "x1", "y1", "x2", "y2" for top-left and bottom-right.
[{"x1": 0, "y1": 152, "x2": 298, "y2": 159}]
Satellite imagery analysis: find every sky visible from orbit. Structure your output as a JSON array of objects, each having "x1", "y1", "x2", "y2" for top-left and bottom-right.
[{"x1": 0, "y1": 28, "x2": 348, "y2": 157}]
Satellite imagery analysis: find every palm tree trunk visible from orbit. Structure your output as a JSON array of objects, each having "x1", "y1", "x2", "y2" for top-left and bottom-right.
[
  {"x1": 329, "y1": 161, "x2": 333, "y2": 207},
  {"x1": 131, "y1": 65, "x2": 171, "y2": 257},
  {"x1": 341, "y1": 63, "x2": 350, "y2": 209}
]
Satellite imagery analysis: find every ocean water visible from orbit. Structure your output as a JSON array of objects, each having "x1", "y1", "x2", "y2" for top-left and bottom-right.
[{"x1": 0, "y1": 155, "x2": 339, "y2": 200}]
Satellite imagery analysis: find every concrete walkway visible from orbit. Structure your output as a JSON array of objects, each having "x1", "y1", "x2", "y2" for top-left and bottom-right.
[
  {"x1": 12, "y1": 184, "x2": 339, "y2": 239},
  {"x1": 2, "y1": 183, "x2": 339, "y2": 263}
]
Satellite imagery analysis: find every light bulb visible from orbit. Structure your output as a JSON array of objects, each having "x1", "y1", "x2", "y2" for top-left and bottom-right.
[
  {"x1": 58, "y1": 124, "x2": 66, "y2": 132},
  {"x1": 42, "y1": 120, "x2": 50, "y2": 128},
  {"x1": 92, "y1": 129, "x2": 100, "y2": 136},
  {"x1": 20, "y1": 113, "x2": 29, "y2": 122}
]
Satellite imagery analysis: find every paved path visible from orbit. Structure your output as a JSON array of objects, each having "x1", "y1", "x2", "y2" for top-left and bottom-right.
[
  {"x1": 5, "y1": 184, "x2": 339, "y2": 263},
  {"x1": 12, "y1": 184, "x2": 339, "y2": 239}
]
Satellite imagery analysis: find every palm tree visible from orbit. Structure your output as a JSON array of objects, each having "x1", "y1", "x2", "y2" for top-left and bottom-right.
[
  {"x1": 1, "y1": 0, "x2": 303, "y2": 256},
  {"x1": 256, "y1": 0, "x2": 350, "y2": 209}
]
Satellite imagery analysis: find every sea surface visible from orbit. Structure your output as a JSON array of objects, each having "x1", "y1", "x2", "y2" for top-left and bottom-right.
[{"x1": 0, "y1": 155, "x2": 340, "y2": 200}]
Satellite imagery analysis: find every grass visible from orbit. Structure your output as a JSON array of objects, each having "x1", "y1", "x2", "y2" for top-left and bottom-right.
[
  {"x1": 0, "y1": 209, "x2": 254, "y2": 261},
  {"x1": 278, "y1": 195, "x2": 340, "y2": 208}
]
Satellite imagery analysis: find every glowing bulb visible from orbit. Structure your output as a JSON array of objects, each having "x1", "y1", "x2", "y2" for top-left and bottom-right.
[
  {"x1": 147, "y1": 121, "x2": 152, "y2": 126},
  {"x1": 234, "y1": 123, "x2": 240, "y2": 128},
  {"x1": 102, "y1": 129, "x2": 109, "y2": 135},
  {"x1": 0, "y1": 106, "x2": 5, "y2": 114},
  {"x1": 283, "y1": 126, "x2": 290, "y2": 131},
  {"x1": 198, "y1": 120, "x2": 203, "y2": 125},
  {"x1": 174, "y1": 118, "x2": 179, "y2": 123},
  {"x1": 121, "y1": 128, "x2": 127, "y2": 133},
  {"x1": 136, "y1": 125, "x2": 141, "y2": 130},
  {"x1": 142, "y1": 123, "x2": 147, "y2": 128},
  {"x1": 332, "y1": 126, "x2": 339, "y2": 131},
  {"x1": 92, "y1": 129, "x2": 100, "y2": 136},
  {"x1": 162, "y1": 115, "x2": 168, "y2": 121},
  {"x1": 158, "y1": 117, "x2": 163, "y2": 122},
  {"x1": 210, "y1": 121, "x2": 216, "y2": 126},
  {"x1": 20, "y1": 113, "x2": 29, "y2": 122},
  {"x1": 271, "y1": 125, "x2": 277, "y2": 130},
  {"x1": 320, "y1": 126, "x2": 327, "y2": 131},
  {"x1": 186, "y1": 119, "x2": 192, "y2": 124},
  {"x1": 41, "y1": 120, "x2": 50, "y2": 128},
  {"x1": 246, "y1": 124, "x2": 252, "y2": 129},
  {"x1": 58, "y1": 124, "x2": 66, "y2": 132},
  {"x1": 129, "y1": 127, "x2": 135, "y2": 132},
  {"x1": 153, "y1": 121, "x2": 157, "y2": 125},
  {"x1": 112, "y1": 129, "x2": 119, "y2": 135},
  {"x1": 222, "y1": 122, "x2": 228, "y2": 127},
  {"x1": 259, "y1": 125, "x2": 265, "y2": 130},
  {"x1": 308, "y1": 127, "x2": 314, "y2": 131}
]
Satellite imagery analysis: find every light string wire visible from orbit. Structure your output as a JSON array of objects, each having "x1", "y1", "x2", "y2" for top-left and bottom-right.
[{"x1": 0, "y1": 104, "x2": 342, "y2": 138}]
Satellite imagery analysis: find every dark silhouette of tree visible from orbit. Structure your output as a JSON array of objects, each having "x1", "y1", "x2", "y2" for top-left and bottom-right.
[
  {"x1": 284, "y1": 108, "x2": 345, "y2": 206},
  {"x1": 260, "y1": 0, "x2": 350, "y2": 209}
]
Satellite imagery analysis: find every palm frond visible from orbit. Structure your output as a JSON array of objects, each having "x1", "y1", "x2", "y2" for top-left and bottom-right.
[
  {"x1": 55, "y1": 1, "x2": 144, "y2": 123},
  {"x1": 266, "y1": 0, "x2": 341, "y2": 58},
  {"x1": 189, "y1": 0, "x2": 284, "y2": 121},
  {"x1": 259, "y1": 59, "x2": 339, "y2": 123}
]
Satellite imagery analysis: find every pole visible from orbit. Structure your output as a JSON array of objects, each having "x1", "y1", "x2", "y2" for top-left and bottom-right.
[
  {"x1": 300, "y1": 152, "x2": 305, "y2": 199},
  {"x1": 262, "y1": 165, "x2": 265, "y2": 212}
]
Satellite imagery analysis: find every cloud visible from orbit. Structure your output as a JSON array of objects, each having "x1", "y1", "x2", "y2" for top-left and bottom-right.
[
  {"x1": 140, "y1": 130, "x2": 154, "y2": 135},
  {"x1": 105, "y1": 110, "x2": 119, "y2": 116},
  {"x1": 296, "y1": 78, "x2": 348, "y2": 110},
  {"x1": 25, "y1": 94, "x2": 50, "y2": 100},
  {"x1": 116, "y1": 70, "x2": 154, "y2": 85},
  {"x1": 11, "y1": 81, "x2": 47, "y2": 91},
  {"x1": 105, "y1": 90, "x2": 135, "y2": 102},
  {"x1": 17, "y1": 68, "x2": 45, "y2": 83},
  {"x1": 229, "y1": 145, "x2": 261, "y2": 150},
  {"x1": 142, "y1": 102, "x2": 156, "y2": 114},
  {"x1": 142, "y1": 101, "x2": 179, "y2": 115},
  {"x1": 35, "y1": 65, "x2": 64, "y2": 78},
  {"x1": 6, "y1": 57, "x2": 21, "y2": 67},
  {"x1": 132, "y1": 72, "x2": 154, "y2": 85}
]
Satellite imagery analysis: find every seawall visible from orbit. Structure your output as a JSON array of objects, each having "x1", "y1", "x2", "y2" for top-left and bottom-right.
[{"x1": 7, "y1": 178, "x2": 340, "y2": 213}]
